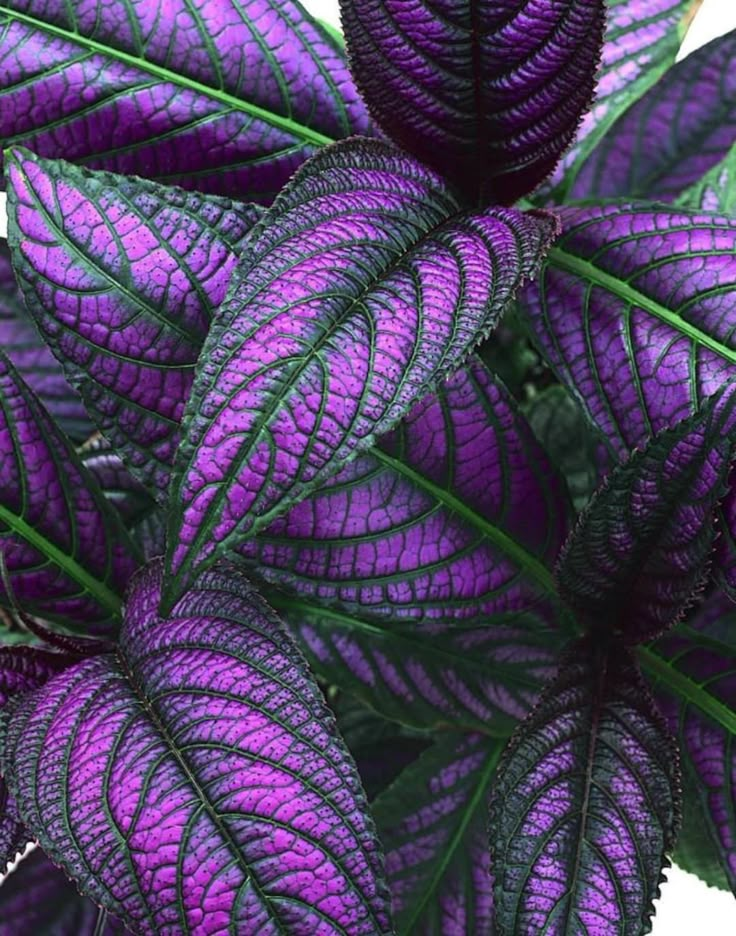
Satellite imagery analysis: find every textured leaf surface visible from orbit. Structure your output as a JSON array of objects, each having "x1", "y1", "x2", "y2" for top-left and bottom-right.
[
  {"x1": 556, "y1": 390, "x2": 736, "y2": 642},
  {"x1": 568, "y1": 30, "x2": 736, "y2": 201},
  {"x1": 545, "y1": 0, "x2": 701, "y2": 199},
  {"x1": 6, "y1": 148, "x2": 262, "y2": 497},
  {"x1": 165, "y1": 139, "x2": 558, "y2": 608},
  {"x1": 0, "y1": 245, "x2": 91, "y2": 441},
  {"x1": 373, "y1": 734, "x2": 501, "y2": 935},
  {"x1": 0, "y1": 0, "x2": 370, "y2": 200},
  {"x1": 340, "y1": 0, "x2": 604, "y2": 204},
  {"x1": 279, "y1": 597, "x2": 561, "y2": 735},
  {"x1": 489, "y1": 639, "x2": 680, "y2": 936},
  {"x1": 239, "y1": 360, "x2": 568, "y2": 625},
  {"x1": 677, "y1": 143, "x2": 736, "y2": 213},
  {"x1": 1, "y1": 561, "x2": 392, "y2": 935},
  {"x1": 0, "y1": 849, "x2": 125, "y2": 935},
  {"x1": 0, "y1": 353, "x2": 139, "y2": 633}
]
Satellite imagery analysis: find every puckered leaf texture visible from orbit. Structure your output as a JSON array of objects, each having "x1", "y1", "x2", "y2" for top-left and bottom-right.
[
  {"x1": 1, "y1": 560, "x2": 392, "y2": 936},
  {"x1": 340, "y1": 0, "x2": 605, "y2": 205},
  {"x1": 164, "y1": 138, "x2": 559, "y2": 610},
  {"x1": 0, "y1": 0, "x2": 370, "y2": 200},
  {"x1": 489, "y1": 639, "x2": 681, "y2": 936},
  {"x1": 5, "y1": 148, "x2": 262, "y2": 498}
]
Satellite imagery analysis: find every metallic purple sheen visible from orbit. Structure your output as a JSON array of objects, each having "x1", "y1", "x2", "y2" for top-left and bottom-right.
[
  {"x1": 340, "y1": 0, "x2": 605, "y2": 204},
  {"x1": 239, "y1": 359, "x2": 569, "y2": 625},
  {"x1": 165, "y1": 138, "x2": 559, "y2": 609},
  {"x1": 488, "y1": 640, "x2": 680, "y2": 936},
  {"x1": 6, "y1": 148, "x2": 262, "y2": 497},
  {"x1": 0, "y1": 0, "x2": 370, "y2": 200},
  {"x1": 1, "y1": 561, "x2": 392, "y2": 936},
  {"x1": 569, "y1": 30, "x2": 736, "y2": 201},
  {"x1": 0, "y1": 353, "x2": 139, "y2": 633}
]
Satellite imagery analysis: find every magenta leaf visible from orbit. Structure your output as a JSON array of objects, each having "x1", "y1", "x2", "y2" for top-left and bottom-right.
[
  {"x1": 568, "y1": 30, "x2": 736, "y2": 201},
  {"x1": 0, "y1": 0, "x2": 370, "y2": 200},
  {"x1": 373, "y1": 733, "x2": 501, "y2": 935},
  {"x1": 0, "y1": 849, "x2": 125, "y2": 935},
  {"x1": 488, "y1": 639, "x2": 681, "y2": 935},
  {"x1": 555, "y1": 388, "x2": 736, "y2": 642},
  {"x1": 340, "y1": 0, "x2": 604, "y2": 204},
  {"x1": 165, "y1": 138, "x2": 559, "y2": 610},
  {"x1": 239, "y1": 359, "x2": 569, "y2": 626},
  {"x1": 0, "y1": 353, "x2": 140, "y2": 634},
  {"x1": 5, "y1": 148, "x2": 262, "y2": 498},
  {"x1": 1, "y1": 560, "x2": 392, "y2": 935}
]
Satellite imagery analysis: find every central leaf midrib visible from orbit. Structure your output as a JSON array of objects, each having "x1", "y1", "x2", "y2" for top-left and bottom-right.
[
  {"x1": 549, "y1": 246, "x2": 736, "y2": 365},
  {"x1": 0, "y1": 6, "x2": 334, "y2": 147}
]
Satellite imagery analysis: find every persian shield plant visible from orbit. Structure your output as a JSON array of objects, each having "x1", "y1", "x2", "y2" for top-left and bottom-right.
[{"x1": 1, "y1": 0, "x2": 736, "y2": 933}]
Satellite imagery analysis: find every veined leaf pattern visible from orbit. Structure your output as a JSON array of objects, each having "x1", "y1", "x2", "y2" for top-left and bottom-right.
[
  {"x1": 165, "y1": 138, "x2": 559, "y2": 610},
  {"x1": 676, "y1": 143, "x2": 736, "y2": 213},
  {"x1": 0, "y1": 0, "x2": 370, "y2": 199},
  {"x1": 1, "y1": 560, "x2": 392, "y2": 936},
  {"x1": 6, "y1": 148, "x2": 262, "y2": 497}
]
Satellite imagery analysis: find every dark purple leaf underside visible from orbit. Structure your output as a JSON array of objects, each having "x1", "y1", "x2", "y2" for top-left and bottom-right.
[
  {"x1": 0, "y1": 0, "x2": 370, "y2": 200},
  {"x1": 6, "y1": 148, "x2": 262, "y2": 498},
  {"x1": 0, "y1": 245, "x2": 91, "y2": 441},
  {"x1": 239, "y1": 359, "x2": 568, "y2": 625},
  {"x1": 0, "y1": 848, "x2": 125, "y2": 935},
  {"x1": 568, "y1": 30, "x2": 736, "y2": 201},
  {"x1": 488, "y1": 639, "x2": 680, "y2": 936},
  {"x1": 373, "y1": 733, "x2": 501, "y2": 935},
  {"x1": 1, "y1": 561, "x2": 392, "y2": 935},
  {"x1": 341, "y1": 0, "x2": 605, "y2": 204},
  {"x1": 555, "y1": 387, "x2": 736, "y2": 642},
  {"x1": 0, "y1": 353, "x2": 139, "y2": 633},
  {"x1": 165, "y1": 138, "x2": 559, "y2": 610}
]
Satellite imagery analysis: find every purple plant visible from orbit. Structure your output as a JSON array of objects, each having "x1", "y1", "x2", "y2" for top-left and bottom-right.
[{"x1": 0, "y1": 0, "x2": 734, "y2": 933}]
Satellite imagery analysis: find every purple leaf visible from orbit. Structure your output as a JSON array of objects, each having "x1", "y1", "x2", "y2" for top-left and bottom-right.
[
  {"x1": 1, "y1": 560, "x2": 392, "y2": 935},
  {"x1": 0, "y1": 352, "x2": 140, "y2": 634},
  {"x1": 555, "y1": 386, "x2": 736, "y2": 643},
  {"x1": 0, "y1": 0, "x2": 370, "y2": 200},
  {"x1": 0, "y1": 849, "x2": 125, "y2": 935},
  {"x1": 676, "y1": 143, "x2": 736, "y2": 213},
  {"x1": 165, "y1": 138, "x2": 559, "y2": 610},
  {"x1": 489, "y1": 639, "x2": 680, "y2": 935},
  {"x1": 568, "y1": 30, "x2": 736, "y2": 201},
  {"x1": 239, "y1": 359, "x2": 569, "y2": 626},
  {"x1": 543, "y1": 0, "x2": 702, "y2": 199},
  {"x1": 6, "y1": 148, "x2": 262, "y2": 498},
  {"x1": 373, "y1": 733, "x2": 501, "y2": 935},
  {"x1": 79, "y1": 438, "x2": 155, "y2": 528},
  {"x1": 0, "y1": 245, "x2": 92, "y2": 442},
  {"x1": 340, "y1": 0, "x2": 604, "y2": 204}
]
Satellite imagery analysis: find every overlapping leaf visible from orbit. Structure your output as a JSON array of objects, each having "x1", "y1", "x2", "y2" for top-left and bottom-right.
[
  {"x1": 340, "y1": 0, "x2": 604, "y2": 205},
  {"x1": 373, "y1": 734, "x2": 501, "y2": 935},
  {"x1": 238, "y1": 360, "x2": 569, "y2": 626},
  {"x1": 0, "y1": 0, "x2": 370, "y2": 200},
  {"x1": 544, "y1": 0, "x2": 703, "y2": 199},
  {"x1": 165, "y1": 138, "x2": 559, "y2": 610},
  {"x1": 0, "y1": 353, "x2": 139, "y2": 633},
  {"x1": 1, "y1": 560, "x2": 392, "y2": 935},
  {"x1": 568, "y1": 30, "x2": 736, "y2": 201},
  {"x1": 79, "y1": 439, "x2": 154, "y2": 527},
  {"x1": 6, "y1": 148, "x2": 262, "y2": 497},
  {"x1": 677, "y1": 143, "x2": 736, "y2": 213},
  {"x1": 489, "y1": 639, "x2": 680, "y2": 936},
  {"x1": 556, "y1": 389, "x2": 736, "y2": 642}
]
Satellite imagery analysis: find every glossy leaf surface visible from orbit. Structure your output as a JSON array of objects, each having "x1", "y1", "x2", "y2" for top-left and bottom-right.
[
  {"x1": 1, "y1": 561, "x2": 392, "y2": 935},
  {"x1": 556, "y1": 390, "x2": 736, "y2": 642},
  {"x1": 373, "y1": 734, "x2": 501, "y2": 935},
  {"x1": 0, "y1": 353, "x2": 138, "y2": 633},
  {"x1": 489, "y1": 640, "x2": 680, "y2": 936},
  {"x1": 6, "y1": 148, "x2": 262, "y2": 497},
  {"x1": 166, "y1": 139, "x2": 558, "y2": 609},
  {"x1": 340, "y1": 0, "x2": 604, "y2": 204},
  {"x1": 569, "y1": 30, "x2": 736, "y2": 201},
  {"x1": 239, "y1": 360, "x2": 569, "y2": 625},
  {"x1": 0, "y1": 0, "x2": 370, "y2": 200}
]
